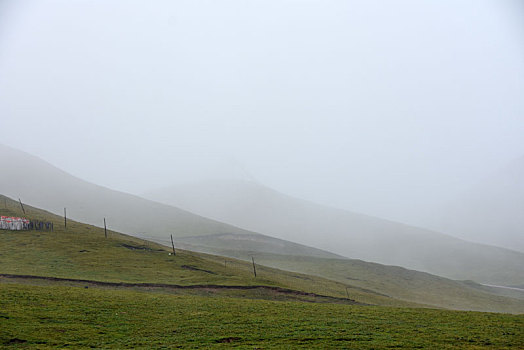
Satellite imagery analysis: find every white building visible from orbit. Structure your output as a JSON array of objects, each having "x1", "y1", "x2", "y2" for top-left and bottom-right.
[{"x1": 0, "y1": 216, "x2": 29, "y2": 230}]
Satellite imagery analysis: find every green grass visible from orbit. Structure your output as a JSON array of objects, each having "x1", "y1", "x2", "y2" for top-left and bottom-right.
[
  {"x1": 0, "y1": 196, "x2": 417, "y2": 307},
  {"x1": 228, "y1": 252, "x2": 524, "y2": 313},
  {"x1": 172, "y1": 245, "x2": 524, "y2": 314},
  {"x1": 1, "y1": 283, "x2": 522, "y2": 349},
  {"x1": 1, "y1": 196, "x2": 524, "y2": 348},
  {"x1": 1, "y1": 195, "x2": 524, "y2": 311}
]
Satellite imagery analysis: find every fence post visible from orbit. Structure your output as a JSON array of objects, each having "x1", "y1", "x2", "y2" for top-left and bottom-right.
[
  {"x1": 251, "y1": 257, "x2": 257, "y2": 278},
  {"x1": 18, "y1": 198, "x2": 25, "y2": 214},
  {"x1": 170, "y1": 234, "x2": 176, "y2": 256}
]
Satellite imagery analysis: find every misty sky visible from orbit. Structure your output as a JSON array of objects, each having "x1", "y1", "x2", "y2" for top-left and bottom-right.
[{"x1": 1, "y1": 0, "x2": 523, "y2": 226}]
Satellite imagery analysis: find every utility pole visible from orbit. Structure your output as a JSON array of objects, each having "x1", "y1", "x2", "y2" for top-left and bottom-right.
[{"x1": 104, "y1": 218, "x2": 107, "y2": 238}]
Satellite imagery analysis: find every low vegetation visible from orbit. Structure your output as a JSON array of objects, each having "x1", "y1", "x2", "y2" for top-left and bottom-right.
[
  {"x1": 1, "y1": 283, "x2": 523, "y2": 349},
  {"x1": 1, "y1": 195, "x2": 523, "y2": 348},
  {"x1": 215, "y1": 251, "x2": 524, "y2": 313},
  {"x1": 0, "y1": 196, "x2": 417, "y2": 307}
]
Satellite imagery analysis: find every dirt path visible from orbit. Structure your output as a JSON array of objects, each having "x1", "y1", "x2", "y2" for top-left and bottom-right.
[{"x1": 0, "y1": 273, "x2": 366, "y2": 305}]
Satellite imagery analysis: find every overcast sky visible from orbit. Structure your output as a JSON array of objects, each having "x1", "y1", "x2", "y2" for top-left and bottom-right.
[{"x1": 1, "y1": 0, "x2": 523, "y2": 225}]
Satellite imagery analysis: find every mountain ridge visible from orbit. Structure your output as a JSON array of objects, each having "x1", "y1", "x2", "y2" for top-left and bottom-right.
[
  {"x1": 143, "y1": 178, "x2": 524, "y2": 286},
  {"x1": 2, "y1": 143, "x2": 523, "y2": 286},
  {"x1": 2, "y1": 194, "x2": 524, "y2": 313},
  {"x1": 0, "y1": 144, "x2": 344, "y2": 260},
  {"x1": 428, "y1": 155, "x2": 524, "y2": 252}
]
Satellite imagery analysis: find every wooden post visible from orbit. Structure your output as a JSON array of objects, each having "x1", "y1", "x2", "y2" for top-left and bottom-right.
[
  {"x1": 345, "y1": 287, "x2": 350, "y2": 299},
  {"x1": 170, "y1": 234, "x2": 176, "y2": 256},
  {"x1": 18, "y1": 198, "x2": 25, "y2": 214},
  {"x1": 64, "y1": 208, "x2": 67, "y2": 229},
  {"x1": 104, "y1": 218, "x2": 107, "y2": 238},
  {"x1": 251, "y1": 257, "x2": 257, "y2": 278}
]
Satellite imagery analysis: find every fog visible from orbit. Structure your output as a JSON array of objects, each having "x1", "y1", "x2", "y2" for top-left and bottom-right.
[{"x1": 1, "y1": 0, "x2": 523, "y2": 241}]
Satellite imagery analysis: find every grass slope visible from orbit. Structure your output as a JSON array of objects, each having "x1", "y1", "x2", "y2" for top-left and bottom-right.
[
  {"x1": 0, "y1": 144, "x2": 255, "y2": 239},
  {"x1": 0, "y1": 144, "x2": 341, "y2": 261},
  {"x1": 232, "y1": 252, "x2": 524, "y2": 313},
  {"x1": 2, "y1": 195, "x2": 523, "y2": 313},
  {"x1": 166, "y1": 232, "x2": 344, "y2": 259},
  {"x1": 0, "y1": 195, "x2": 416, "y2": 308},
  {"x1": 170, "y1": 239, "x2": 524, "y2": 314},
  {"x1": 1, "y1": 283, "x2": 523, "y2": 349},
  {"x1": 144, "y1": 179, "x2": 524, "y2": 286}
]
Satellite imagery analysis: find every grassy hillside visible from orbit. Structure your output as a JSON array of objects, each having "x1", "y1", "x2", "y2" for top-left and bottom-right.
[
  {"x1": 0, "y1": 195, "x2": 416, "y2": 308},
  {"x1": 236, "y1": 253, "x2": 524, "y2": 313},
  {"x1": 0, "y1": 145, "x2": 342, "y2": 261},
  {"x1": 2, "y1": 283, "x2": 523, "y2": 349},
  {"x1": 161, "y1": 232, "x2": 343, "y2": 259},
  {"x1": 4, "y1": 144, "x2": 522, "y2": 287},
  {"x1": 2, "y1": 195, "x2": 523, "y2": 313},
  {"x1": 0, "y1": 144, "x2": 255, "y2": 239},
  {"x1": 171, "y1": 241, "x2": 524, "y2": 313},
  {"x1": 144, "y1": 179, "x2": 524, "y2": 286}
]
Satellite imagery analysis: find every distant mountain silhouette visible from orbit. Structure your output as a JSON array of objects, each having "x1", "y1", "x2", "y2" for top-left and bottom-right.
[
  {"x1": 2, "y1": 143, "x2": 522, "y2": 286},
  {"x1": 429, "y1": 155, "x2": 524, "y2": 252},
  {"x1": 0, "y1": 144, "x2": 337, "y2": 259},
  {"x1": 144, "y1": 178, "x2": 524, "y2": 286}
]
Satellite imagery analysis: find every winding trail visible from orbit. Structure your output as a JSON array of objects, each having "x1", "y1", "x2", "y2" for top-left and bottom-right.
[{"x1": 0, "y1": 273, "x2": 367, "y2": 305}]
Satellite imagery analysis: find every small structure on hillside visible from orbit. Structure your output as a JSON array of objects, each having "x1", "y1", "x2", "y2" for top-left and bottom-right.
[
  {"x1": 0, "y1": 217, "x2": 54, "y2": 231},
  {"x1": 0, "y1": 216, "x2": 30, "y2": 230}
]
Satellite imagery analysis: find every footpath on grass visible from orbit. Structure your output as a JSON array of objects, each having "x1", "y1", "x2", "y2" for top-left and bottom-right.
[{"x1": 0, "y1": 273, "x2": 367, "y2": 305}]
